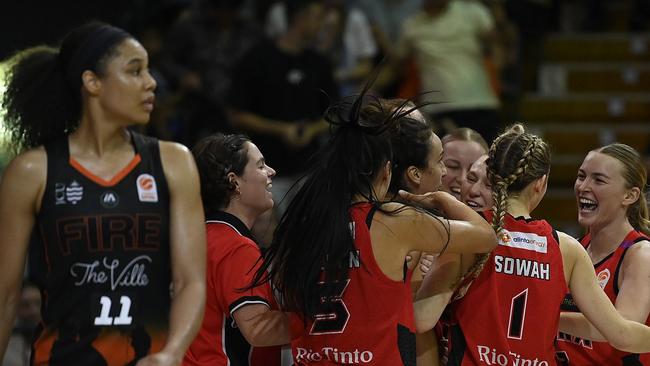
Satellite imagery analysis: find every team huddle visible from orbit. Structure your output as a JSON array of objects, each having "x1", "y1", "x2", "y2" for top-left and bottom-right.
[{"x1": 0, "y1": 21, "x2": 649, "y2": 366}]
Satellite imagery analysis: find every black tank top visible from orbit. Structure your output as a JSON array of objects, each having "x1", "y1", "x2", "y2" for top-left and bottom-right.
[{"x1": 29, "y1": 132, "x2": 171, "y2": 365}]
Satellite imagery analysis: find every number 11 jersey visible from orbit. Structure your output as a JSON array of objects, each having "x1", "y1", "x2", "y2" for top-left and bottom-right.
[{"x1": 29, "y1": 132, "x2": 171, "y2": 365}]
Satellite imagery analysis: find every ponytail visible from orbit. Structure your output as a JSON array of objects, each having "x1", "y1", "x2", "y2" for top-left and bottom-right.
[
  {"x1": 635, "y1": 191, "x2": 650, "y2": 236},
  {"x1": 2, "y1": 46, "x2": 79, "y2": 152},
  {"x1": 2, "y1": 21, "x2": 132, "y2": 152}
]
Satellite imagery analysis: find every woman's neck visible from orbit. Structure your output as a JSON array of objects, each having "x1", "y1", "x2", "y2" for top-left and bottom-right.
[
  {"x1": 224, "y1": 203, "x2": 256, "y2": 230},
  {"x1": 506, "y1": 197, "x2": 532, "y2": 219},
  {"x1": 72, "y1": 106, "x2": 132, "y2": 157},
  {"x1": 69, "y1": 122, "x2": 130, "y2": 158},
  {"x1": 587, "y1": 216, "x2": 635, "y2": 263}
]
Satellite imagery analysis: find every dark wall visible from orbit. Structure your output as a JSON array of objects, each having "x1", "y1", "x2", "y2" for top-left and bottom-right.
[{"x1": 0, "y1": 0, "x2": 168, "y2": 60}]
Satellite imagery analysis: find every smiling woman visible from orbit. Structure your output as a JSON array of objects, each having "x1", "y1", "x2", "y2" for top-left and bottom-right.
[{"x1": 0, "y1": 22, "x2": 205, "y2": 366}]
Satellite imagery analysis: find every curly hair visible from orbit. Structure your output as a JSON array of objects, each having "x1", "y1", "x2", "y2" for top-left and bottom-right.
[{"x1": 2, "y1": 22, "x2": 132, "y2": 152}]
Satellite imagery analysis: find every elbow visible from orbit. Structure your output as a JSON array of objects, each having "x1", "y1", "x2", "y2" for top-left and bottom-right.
[
  {"x1": 241, "y1": 327, "x2": 271, "y2": 347},
  {"x1": 608, "y1": 324, "x2": 635, "y2": 352},
  {"x1": 610, "y1": 337, "x2": 634, "y2": 353}
]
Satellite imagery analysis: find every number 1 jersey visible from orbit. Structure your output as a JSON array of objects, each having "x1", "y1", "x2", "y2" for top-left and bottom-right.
[{"x1": 448, "y1": 212, "x2": 567, "y2": 366}]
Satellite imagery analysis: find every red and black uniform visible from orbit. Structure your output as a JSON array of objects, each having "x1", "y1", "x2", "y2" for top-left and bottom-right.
[
  {"x1": 556, "y1": 230, "x2": 650, "y2": 366},
  {"x1": 183, "y1": 211, "x2": 280, "y2": 366},
  {"x1": 448, "y1": 212, "x2": 567, "y2": 366},
  {"x1": 289, "y1": 202, "x2": 416, "y2": 365},
  {"x1": 29, "y1": 132, "x2": 171, "y2": 365}
]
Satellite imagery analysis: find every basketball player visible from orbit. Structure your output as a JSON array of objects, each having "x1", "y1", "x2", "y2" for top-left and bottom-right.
[
  {"x1": 557, "y1": 143, "x2": 650, "y2": 365},
  {"x1": 0, "y1": 22, "x2": 206, "y2": 365},
  {"x1": 249, "y1": 88, "x2": 497, "y2": 365},
  {"x1": 415, "y1": 125, "x2": 650, "y2": 366},
  {"x1": 183, "y1": 134, "x2": 288, "y2": 366}
]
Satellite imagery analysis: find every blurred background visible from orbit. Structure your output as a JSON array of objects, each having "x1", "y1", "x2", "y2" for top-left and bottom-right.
[{"x1": 0, "y1": 0, "x2": 649, "y2": 237}]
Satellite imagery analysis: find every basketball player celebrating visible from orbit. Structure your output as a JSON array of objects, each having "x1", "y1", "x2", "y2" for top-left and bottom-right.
[
  {"x1": 183, "y1": 133, "x2": 289, "y2": 366},
  {"x1": 557, "y1": 143, "x2": 650, "y2": 365},
  {"x1": 404, "y1": 125, "x2": 650, "y2": 366},
  {"x1": 249, "y1": 88, "x2": 497, "y2": 365}
]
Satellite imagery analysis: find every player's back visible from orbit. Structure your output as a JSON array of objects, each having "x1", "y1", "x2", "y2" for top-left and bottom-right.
[
  {"x1": 448, "y1": 212, "x2": 567, "y2": 366},
  {"x1": 289, "y1": 202, "x2": 416, "y2": 365}
]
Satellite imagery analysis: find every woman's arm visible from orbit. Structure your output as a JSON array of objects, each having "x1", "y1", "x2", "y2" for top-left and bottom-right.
[
  {"x1": 138, "y1": 142, "x2": 206, "y2": 365},
  {"x1": 416, "y1": 331, "x2": 441, "y2": 366},
  {"x1": 0, "y1": 150, "x2": 45, "y2": 359},
  {"x1": 561, "y1": 232, "x2": 650, "y2": 352},
  {"x1": 397, "y1": 191, "x2": 497, "y2": 255},
  {"x1": 559, "y1": 240, "x2": 650, "y2": 341},
  {"x1": 233, "y1": 305, "x2": 290, "y2": 347},
  {"x1": 413, "y1": 253, "x2": 460, "y2": 333}
]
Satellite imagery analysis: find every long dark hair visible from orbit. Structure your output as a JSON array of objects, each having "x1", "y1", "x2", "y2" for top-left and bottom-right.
[
  {"x1": 2, "y1": 22, "x2": 132, "y2": 152},
  {"x1": 250, "y1": 87, "x2": 418, "y2": 321},
  {"x1": 384, "y1": 99, "x2": 436, "y2": 197}
]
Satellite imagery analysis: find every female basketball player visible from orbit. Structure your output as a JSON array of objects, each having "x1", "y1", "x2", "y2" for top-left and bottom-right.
[
  {"x1": 385, "y1": 99, "x2": 446, "y2": 200},
  {"x1": 249, "y1": 88, "x2": 497, "y2": 365},
  {"x1": 184, "y1": 133, "x2": 288, "y2": 366},
  {"x1": 0, "y1": 22, "x2": 205, "y2": 365},
  {"x1": 407, "y1": 125, "x2": 650, "y2": 366},
  {"x1": 460, "y1": 155, "x2": 493, "y2": 211},
  {"x1": 557, "y1": 143, "x2": 650, "y2": 365},
  {"x1": 440, "y1": 128, "x2": 488, "y2": 201}
]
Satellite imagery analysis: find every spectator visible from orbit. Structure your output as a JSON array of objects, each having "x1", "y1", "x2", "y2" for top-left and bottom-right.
[
  {"x1": 160, "y1": 0, "x2": 263, "y2": 145},
  {"x1": 228, "y1": 0, "x2": 338, "y2": 231},
  {"x1": 266, "y1": 0, "x2": 378, "y2": 95},
  {"x1": 394, "y1": 0, "x2": 502, "y2": 142}
]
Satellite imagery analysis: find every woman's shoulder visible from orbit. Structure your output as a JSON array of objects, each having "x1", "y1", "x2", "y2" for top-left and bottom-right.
[
  {"x1": 158, "y1": 140, "x2": 192, "y2": 165},
  {"x1": 4, "y1": 146, "x2": 47, "y2": 178}
]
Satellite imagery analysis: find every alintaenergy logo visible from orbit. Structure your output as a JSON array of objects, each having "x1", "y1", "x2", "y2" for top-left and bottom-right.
[{"x1": 499, "y1": 231, "x2": 548, "y2": 254}]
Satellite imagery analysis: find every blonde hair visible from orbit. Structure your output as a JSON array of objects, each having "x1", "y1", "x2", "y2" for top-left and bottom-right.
[
  {"x1": 597, "y1": 143, "x2": 650, "y2": 236},
  {"x1": 442, "y1": 127, "x2": 489, "y2": 153}
]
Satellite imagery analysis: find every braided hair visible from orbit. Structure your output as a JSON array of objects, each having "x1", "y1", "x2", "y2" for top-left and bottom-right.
[{"x1": 463, "y1": 124, "x2": 551, "y2": 282}]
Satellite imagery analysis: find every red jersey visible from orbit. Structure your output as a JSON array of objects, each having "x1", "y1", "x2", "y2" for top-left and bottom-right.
[
  {"x1": 183, "y1": 211, "x2": 280, "y2": 366},
  {"x1": 448, "y1": 212, "x2": 567, "y2": 366},
  {"x1": 289, "y1": 203, "x2": 416, "y2": 365},
  {"x1": 556, "y1": 230, "x2": 650, "y2": 366}
]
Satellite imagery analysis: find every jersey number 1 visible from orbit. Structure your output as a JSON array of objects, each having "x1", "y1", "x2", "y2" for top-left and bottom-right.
[
  {"x1": 507, "y1": 288, "x2": 528, "y2": 340},
  {"x1": 94, "y1": 296, "x2": 133, "y2": 326}
]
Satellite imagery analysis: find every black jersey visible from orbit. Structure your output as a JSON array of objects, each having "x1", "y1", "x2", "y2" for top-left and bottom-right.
[{"x1": 29, "y1": 132, "x2": 171, "y2": 366}]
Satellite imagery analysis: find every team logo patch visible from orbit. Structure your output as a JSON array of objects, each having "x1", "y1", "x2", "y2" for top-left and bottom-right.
[
  {"x1": 65, "y1": 181, "x2": 83, "y2": 205},
  {"x1": 597, "y1": 268, "x2": 611, "y2": 289},
  {"x1": 498, "y1": 230, "x2": 548, "y2": 253},
  {"x1": 100, "y1": 191, "x2": 119, "y2": 208},
  {"x1": 55, "y1": 183, "x2": 67, "y2": 205},
  {"x1": 136, "y1": 174, "x2": 158, "y2": 202}
]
